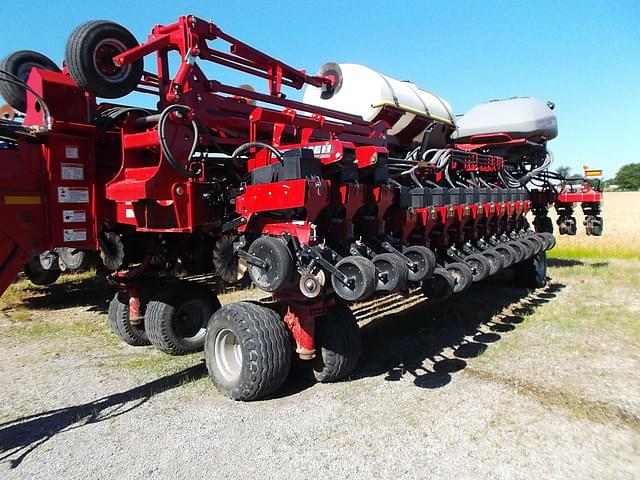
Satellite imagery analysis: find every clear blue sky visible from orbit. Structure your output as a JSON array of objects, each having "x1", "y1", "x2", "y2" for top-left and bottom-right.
[{"x1": 2, "y1": 0, "x2": 638, "y2": 178}]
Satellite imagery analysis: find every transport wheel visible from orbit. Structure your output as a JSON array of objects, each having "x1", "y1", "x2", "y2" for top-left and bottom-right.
[
  {"x1": 508, "y1": 241, "x2": 526, "y2": 264},
  {"x1": 0, "y1": 50, "x2": 60, "y2": 112},
  {"x1": 23, "y1": 253, "x2": 61, "y2": 286},
  {"x1": 108, "y1": 291, "x2": 150, "y2": 346},
  {"x1": 372, "y1": 253, "x2": 408, "y2": 292},
  {"x1": 331, "y1": 256, "x2": 377, "y2": 302},
  {"x1": 145, "y1": 281, "x2": 221, "y2": 355},
  {"x1": 445, "y1": 262, "x2": 473, "y2": 294},
  {"x1": 482, "y1": 249, "x2": 502, "y2": 275},
  {"x1": 313, "y1": 302, "x2": 361, "y2": 382},
  {"x1": 493, "y1": 244, "x2": 515, "y2": 269},
  {"x1": 247, "y1": 236, "x2": 294, "y2": 292},
  {"x1": 464, "y1": 254, "x2": 491, "y2": 282},
  {"x1": 421, "y1": 267, "x2": 455, "y2": 301},
  {"x1": 56, "y1": 247, "x2": 93, "y2": 271},
  {"x1": 403, "y1": 245, "x2": 436, "y2": 282},
  {"x1": 514, "y1": 251, "x2": 548, "y2": 289},
  {"x1": 537, "y1": 232, "x2": 556, "y2": 251},
  {"x1": 205, "y1": 302, "x2": 291, "y2": 401},
  {"x1": 65, "y1": 20, "x2": 143, "y2": 98}
]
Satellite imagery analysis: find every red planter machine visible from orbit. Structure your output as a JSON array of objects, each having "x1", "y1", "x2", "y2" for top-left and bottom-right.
[{"x1": 0, "y1": 15, "x2": 603, "y2": 400}]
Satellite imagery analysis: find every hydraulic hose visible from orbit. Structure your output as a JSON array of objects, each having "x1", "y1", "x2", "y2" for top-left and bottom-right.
[
  {"x1": 0, "y1": 68, "x2": 51, "y2": 130},
  {"x1": 158, "y1": 104, "x2": 199, "y2": 178}
]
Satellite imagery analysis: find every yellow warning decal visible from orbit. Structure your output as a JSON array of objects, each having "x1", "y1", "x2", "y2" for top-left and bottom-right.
[{"x1": 4, "y1": 196, "x2": 42, "y2": 205}]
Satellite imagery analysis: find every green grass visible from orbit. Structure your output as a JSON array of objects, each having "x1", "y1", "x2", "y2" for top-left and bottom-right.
[
  {"x1": 113, "y1": 352, "x2": 203, "y2": 376},
  {"x1": 548, "y1": 246, "x2": 640, "y2": 261}
]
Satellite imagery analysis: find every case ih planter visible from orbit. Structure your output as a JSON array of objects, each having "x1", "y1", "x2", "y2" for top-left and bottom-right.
[{"x1": 0, "y1": 15, "x2": 603, "y2": 400}]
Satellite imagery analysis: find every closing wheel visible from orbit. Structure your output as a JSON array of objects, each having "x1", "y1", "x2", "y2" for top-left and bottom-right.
[
  {"x1": 464, "y1": 254, "x2": 491, "y2": 282},
  {"x1": 523, "y1": 235, "x2": 544, "y2": 255},
  {"x1": 108, "y1": 292, "x2": 150, "y2": 346},
  {"x1": 65, "y1": 20, "x2": 143, "y2": 98},
  {"x1": 493, "y1": 244, "x2": 516, "y2": 269},
  {"x1": 445, "y1": 262, "x2": 473, "y2": 294},
  {"x1": 205, "y1": 302, "x2": 291, "y2": 401},
  {"x1": 145, "y1": 281, "x2": 221, "y2": 355},
  {"x1": 313, "y1": 302, "x2": 361, "y2": 382},
  {"x1": 537, "y1": 232, "x2": 556, "y2": 251},
  {"x1": 508, "y1": 241, "x2": 526, "y2": 264},
  {"x1": 515, "y1": 239, "x2": 534, "y2": 261},
  {"x1": 0, "y1": 50, "x2": 61, "y2": 112},
  {"x1": 372, "y1": 253, "x2": 408, "y2": 292},
  {"x1": 23, "y1": 253, "x2": 61, "y2": 286},
  {"x1": 247, "y1": 236, "x2": 294, "y2": 292},
  {"x1": 403, "y1": 245, "x2": 436, "y2": 282},
  {"x1": 421, "y1": 267, "x2": 455, "y2": 301},
  {"x1": 331, "y1": 256, "x2": 377, "y2": 302},
  {"x1": 482, "y1": 249, "x2": 503, "y2": 275},
  {"x1": 514, "y1": 251, "x2": 548, "y2": 289}
]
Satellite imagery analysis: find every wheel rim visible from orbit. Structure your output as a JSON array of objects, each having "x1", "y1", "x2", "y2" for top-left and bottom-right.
[
  {"x1": 16, "y1": 62, "x2": 39, "y2": 82},
  {"x1": 93, "y1": 38, "x2": 131, "y2": 83},
  {"x1": 214, "y1": 328, "x2": 243, "y2": 382},
  {"x1": 336, "y1": 261, "x2": 364, "y2": 296},
  {"x1": 405, "y1": 250, "x2": 428, "y2": 281},
  {"x1": 374, "y1": 259, "x2": 397, "y2": 290},
  {"x1": 173, "y1": 298, "x2": 209, "y2": 338}
]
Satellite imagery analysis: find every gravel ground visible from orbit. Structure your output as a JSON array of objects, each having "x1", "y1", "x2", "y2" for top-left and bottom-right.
[{"x1": 1, "y1": 261, "x2": 639, "y2": 479}]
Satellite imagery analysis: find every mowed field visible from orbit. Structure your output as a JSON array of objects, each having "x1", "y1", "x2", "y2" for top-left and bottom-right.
[{"x1": 0, "y1": 191, "x2": 638, "y2": 479}]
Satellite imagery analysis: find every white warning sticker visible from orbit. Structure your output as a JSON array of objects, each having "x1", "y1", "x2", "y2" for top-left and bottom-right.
[
  {"x1": 63, "y1": 229, "x2": 87, "y2": 242},
  {"x1": 62, "y1": 209, "x2": 86, "y2": 223},
  {"x1": 58, "y1": 187, "x2": 89, "y2": 204},
  {"x1": 65, "y1": 146, "x2": 79, "y2": 159},
  {"x1": 61, "y1": 163, "x2": 84, "y2": 181}
]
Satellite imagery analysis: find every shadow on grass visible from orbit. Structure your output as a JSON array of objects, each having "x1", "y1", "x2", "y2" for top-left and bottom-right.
[
  {"x1": 0, "y1": 363, "x2": 207, "y2": 469},
  {"x1": 18, "y1": 275, "x2": 114, "y2": 314}
]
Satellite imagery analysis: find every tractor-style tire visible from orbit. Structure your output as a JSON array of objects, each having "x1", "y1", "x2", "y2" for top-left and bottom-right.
[
  {"x1": 108, "y1": 292, "x2": 150, "y2": 346},
  {"x1": 372, "y1": 253, "x2": 408, "y2": 292},
  {"x1": 464, "y1": 254, "x2": 491, "y2": 282},
  {"x1": 537, "y1": 232, "x2": 556, "y2": 251},
  {"x1": 0, "y1": 50, "x2": 60, "y2": 112},
  {"x1": 523, "y1": 235, "x2": 544, "y2": 256},
  {"x1": 514, "y1": 251, "x2": 548, "y2": 289},
  {"x1": 493, "y1": 244, "x2": 515, "y2": 268},
  {"x1": 446, "y1": 262, "x2": 473, "y2": 294},
  {"x1": 482, "y1": 249, "x2": 503, "y2": 275},
  {"x1": 65, "y1": 20, "x2": 143, "y2": 98},
  {"x1": 23, "y1": 255, "x2": 61, "y2": 286},
  {"x1": 247, "y1": 236, "x2": 294, "y2": 292},
  {"x1": 145, "y1": 281, "x2": 221, "y2": 355},
  {"x1": 312, "y1": 302, "x2": 362, "y2": 383},
  {"x1": 331, "y1": 256, "x2": 377, "y2": 302},
  {"x1": 515, "y1": 239, "x2": 534, "y2": 261},
  {"x1": 205, "y1": 302, "x2": 291, "y2": 401},
  {"x1": 403, "y1": 245, "x2": 436, "y2": 282},
  {"x1": 421, "y1": 267, "x2": 455, "y2": 301},
  {"x1": 508, "y1": 241, "x2": 526, "y2": 264}
]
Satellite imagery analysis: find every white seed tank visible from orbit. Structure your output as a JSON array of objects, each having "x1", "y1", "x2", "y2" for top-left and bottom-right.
[
  {"x1": 302, "y1": 63, "x2": 456, "y2": 136},
  {"x1": 452, "y1": 97, "x2": 558, "y2": 143}
]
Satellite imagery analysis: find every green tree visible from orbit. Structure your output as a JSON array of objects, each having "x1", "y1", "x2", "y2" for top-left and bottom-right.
[
  {"x1": 556, "y1": 165, "x2": 572, "y2": 179},
  {"x1": 614, "y1": 163, "x2": 640, "y2": 190}
]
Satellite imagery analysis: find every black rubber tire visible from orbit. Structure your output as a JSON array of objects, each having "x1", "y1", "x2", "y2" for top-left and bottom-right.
[
  {"x1": 508, "y1": 241, "x2": 526, "y2": 264},
  {"x1": 65, "y1": 20, "x2": 143, "y2": 98},
  {"x1": 0, "y1": 50, "x2": 60, "y2": 112},
  {"x1": 403, "y1": 245, "x2": 436, "y2": 282},
  {"x1": 464, "y1": 254, "x2": 491, "y2": 282},
  {"x1": 421, "y1": 267, "x2": 455, "y2": 301},
  {"x1": 205, "y1": 302, "x2": 291, "y2": 401},
  {"x1": 537, "y1": 232, "x2": 556, "y2": 251},
  {"x1": 372, "y1": 253, "x2": 408, "y2": 292},
  {"x1": 145, "y1": 281, "x2": 221, "y2": 355},
  {"x1": 331, "y1": 256, "x2": 377, "y2": 302},
  {"x1": 514, "y1": 251, "x2": 548, "y2": 289},
  {"x1": 23, "y1": 256, "x2": 61, "y2": 286},
  {"x1": 247, "y1": 236, "x2": 294, "y2": 292},
  {"x1": 446, "y1": 262, "x2": 473, "y2": 294},
  {"x1": 523, "y1": 235, "x2": 544, "y2": 256},
  {"x1": 516, "y1": 239, "x2": 534, "y2": 261},
  {"x1": 108, "y1": 292, "x2": 150, "y2": 346},
  {"x1": 494, "y1": 244, "x2": 516, "y2": 269},
  {"x1": 312, "y1": 302, "x2": 361, "y2": 382},
  {"x1": 482, "y1": 249, "x2": 503, "y2": 275}
]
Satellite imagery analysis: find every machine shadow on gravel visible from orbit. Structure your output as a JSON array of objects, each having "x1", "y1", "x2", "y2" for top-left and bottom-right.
[
  {"x1": 0, "y1": 363, "x2": 207, "y2": 468},
  {"x1": 350, "y1": 274, "x2": 565, "y2": 389},
  {"x1": 19, "y1": 275, "x2": 114, "y2": 314}
]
